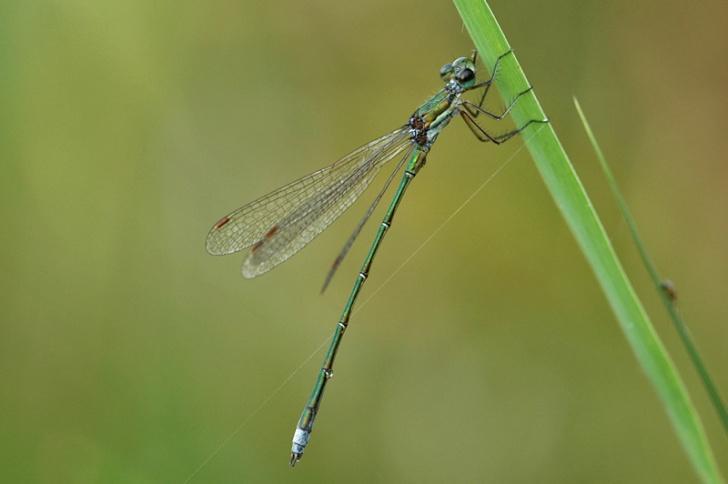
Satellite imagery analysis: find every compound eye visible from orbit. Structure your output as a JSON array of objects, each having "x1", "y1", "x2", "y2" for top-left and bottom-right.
[
  {"x1": 439, "y1": 63, "x2": 453, "y2": 78},
  {"x1": 456, "y1": 68, "x2": 475, "y2": 83}
]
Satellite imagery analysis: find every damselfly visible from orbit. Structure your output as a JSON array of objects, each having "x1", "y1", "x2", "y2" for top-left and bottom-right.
[{"x1": 206, "y1": 50, "x2": 547, "y2": 466}]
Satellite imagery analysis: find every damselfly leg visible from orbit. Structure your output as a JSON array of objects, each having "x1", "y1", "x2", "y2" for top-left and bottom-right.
[
  {"x1": 461, "y1": 114, "x2": 549, "y2": 145},
  {"x1": 461, "y1": 50, "x2": 549, "y2": 144},
  {"x1": 468, "y1": 49, "x2": 515, "y2": 115},
  {"x1": 463, "y1": 86, "x2": 534, "y2": 120}
]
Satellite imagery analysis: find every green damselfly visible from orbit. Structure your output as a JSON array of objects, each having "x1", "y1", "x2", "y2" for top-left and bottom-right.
[{"x1": 206, "y1": 50, "x2": 547, "y2": 466}]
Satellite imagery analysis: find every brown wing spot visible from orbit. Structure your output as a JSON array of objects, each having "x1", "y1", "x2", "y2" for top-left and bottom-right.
[
  {"x1": 251, "y1": 225, "x2": 279, "y2": 254},
  {"x1": 265, "y1": 225, "x2": 279, "y2": 238},
  {"x1": 213, "y1": 216, "x2": 231, "y2": 230}
]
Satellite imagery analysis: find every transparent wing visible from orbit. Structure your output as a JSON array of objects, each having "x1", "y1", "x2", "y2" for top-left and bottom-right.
[
  {"x1": 241, "y1": 130, "x2": 413, "y2": 278},
  {"x1": 319, "y1": 147, "x2": 410, "y2": 293},
  {"x1": 206, "y1": 127, "x2": 409, "y2": 257}
]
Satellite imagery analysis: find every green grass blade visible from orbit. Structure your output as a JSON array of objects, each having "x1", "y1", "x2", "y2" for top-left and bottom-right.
[
  {"x1": 574, "y1": 97, "x2": 728, "y2": 436},
  {"x1": 452, "y1": 0, "x2": 723, "y2": 481}
]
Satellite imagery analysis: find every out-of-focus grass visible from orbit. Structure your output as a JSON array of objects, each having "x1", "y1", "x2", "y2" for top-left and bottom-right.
[
  {"x1": 3, "y1": 1, "x2": 727, "y2": 482},
  {"x1": 453, "y1": 0, "x2": 722, "y2": 482},
  {"x1": 575, "y1": 97, "x2": 728, "y2": 438}
]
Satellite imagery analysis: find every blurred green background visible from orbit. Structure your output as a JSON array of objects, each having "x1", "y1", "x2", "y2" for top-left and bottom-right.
[{"x1": 2, "y1": 0, "x2": 727, "y2": 482}]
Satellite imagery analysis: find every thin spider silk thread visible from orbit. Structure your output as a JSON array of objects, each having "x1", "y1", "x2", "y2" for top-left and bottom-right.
[
  {"x1": 183, "y1": 126, "x2": 542, "y2": 482},
  {"x1": 355, "y1": 125, "x2": 545, "y2": 311},
  {"x1": 182, "y1": 338, "x2": 329, "y2": 484},
  {"x1": 354, "y1": 135, "x2": 535, "y2": 312}
]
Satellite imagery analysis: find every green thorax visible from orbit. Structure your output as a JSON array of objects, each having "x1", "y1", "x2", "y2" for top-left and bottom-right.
[{"x1": 414, "y1": 89, "x2": 457, "y2": 126}]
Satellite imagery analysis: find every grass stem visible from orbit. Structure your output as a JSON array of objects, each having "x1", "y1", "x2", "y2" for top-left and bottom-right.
[
  {"x1": 452, "y1": 0, "x2": 722, "y2": 481},
  {"x1": 574, "y1": 97, "x2": 728, "y2": 436}
]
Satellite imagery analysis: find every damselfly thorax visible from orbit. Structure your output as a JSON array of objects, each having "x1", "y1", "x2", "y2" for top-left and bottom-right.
[
  {"x1": 409, "y1": 66, "x2": 473, "y2": 149},
  {"x1": 408, "y1": 91, "x2": 460, "y2": 149}
]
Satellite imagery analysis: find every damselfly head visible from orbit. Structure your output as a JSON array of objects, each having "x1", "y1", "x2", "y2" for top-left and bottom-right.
[
  {"x1": 439, "y1": 62, "x2": 453, "y2": 79},
  {"x1": 439, "y1": 56, "x2": 476, "y2": 89}
]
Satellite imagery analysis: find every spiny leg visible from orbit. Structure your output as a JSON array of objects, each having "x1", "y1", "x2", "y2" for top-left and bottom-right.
[
  {"x1": 463, "y1": 86, "x2": 533, "y2": 120},
  {"x1": 461, "y1": 111, "x2": 498, "y2": 143},
  {"x1": 461, "y1": 111, "x2": 549, "y2": 145},
  {"x1": 468, "y1": 49, "x2": 515, "y2": 115}
]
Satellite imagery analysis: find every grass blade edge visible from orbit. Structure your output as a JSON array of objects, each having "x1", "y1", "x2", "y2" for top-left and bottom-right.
[{"x1": 452, "y1": 0, "x2": 723, "y2": 481}]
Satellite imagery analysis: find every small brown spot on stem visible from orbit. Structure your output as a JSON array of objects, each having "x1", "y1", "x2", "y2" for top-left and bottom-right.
[{"x1": 660, "y1": 279, "x2": 677, "y2": 302}]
